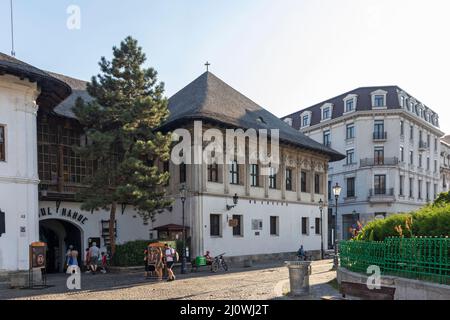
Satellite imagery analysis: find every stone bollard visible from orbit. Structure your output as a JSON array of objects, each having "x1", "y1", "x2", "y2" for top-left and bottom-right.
[{"x1": 285, "y1": 261, "x2": 311, "y2": 296}]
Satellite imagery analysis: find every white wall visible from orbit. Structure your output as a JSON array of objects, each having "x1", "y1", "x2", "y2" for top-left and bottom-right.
[
  {"x1": 200, "y1": 194, "x2": 327, "y2": 258},
  {"x1": 0, "y1": 75, "x2": 40, "y2": 272}
]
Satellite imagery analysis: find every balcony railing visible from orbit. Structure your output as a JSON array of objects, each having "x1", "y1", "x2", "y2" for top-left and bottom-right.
[
  {"x1": 369, "y1": 188, "x2": 394, "y2": 196},
  {"x1": 373, "y1": 131, "x2": 387, "y2": 140},
  {"x1": 368, "y1": 188, "x2": 395, "y2": 203},
  {"x1": 360, "y1": 157, "x2": 399, "y2": 167},
  {"x1": 323, "y1": 141, "x2": 331, "y2": 147},
  {"x1": 419, "y1": 141, "x2": 429, "y2": 151}
]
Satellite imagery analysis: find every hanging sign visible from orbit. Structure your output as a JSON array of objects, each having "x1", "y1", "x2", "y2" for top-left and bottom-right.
[{"x1": 29, "y1": 242, "x2": 47, "y2": 269}]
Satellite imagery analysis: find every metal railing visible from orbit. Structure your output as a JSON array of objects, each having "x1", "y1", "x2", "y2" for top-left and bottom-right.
[
  {"x1": 360, "y1": 157, "x2": 398, "y2": 167},
  {"x1": 339, "y1": 237, "x2": 450, "y2": 285},
  {"x1": 373, "y1": 131, "x2": 388, "y2": 140},
  {"x1": 369, "y1": 188, "x2": 394, "y2": 196}
]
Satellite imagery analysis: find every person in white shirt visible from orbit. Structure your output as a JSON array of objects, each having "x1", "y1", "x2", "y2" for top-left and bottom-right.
[
  {"x1": 164, "y1": 243, "x2": 177, "y2": 281},
  {"x1": 89, "y1": 242, "x2": 100, "y2": 274}
]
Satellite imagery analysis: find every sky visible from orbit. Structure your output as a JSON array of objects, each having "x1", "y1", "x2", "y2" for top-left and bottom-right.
[{"x1": 1, "y1": 0, "x2": 450, "y2": 133}]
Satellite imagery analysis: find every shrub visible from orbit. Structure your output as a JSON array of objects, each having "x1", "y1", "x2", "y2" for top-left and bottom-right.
[
  {"x1": 355, "y1": 204, "x2": 450, "y2": 241},
  {"x1": 111, "y1": 240, "x2": 156, "y2": 267}
]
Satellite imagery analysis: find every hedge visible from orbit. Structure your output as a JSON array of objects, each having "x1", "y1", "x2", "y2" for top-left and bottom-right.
[
  {"x1": 355, "y1": 204, "x2": 450, "y2": 241},
  {"x1": 111, "y1": 240, "x2": 180, "y2": 266}
]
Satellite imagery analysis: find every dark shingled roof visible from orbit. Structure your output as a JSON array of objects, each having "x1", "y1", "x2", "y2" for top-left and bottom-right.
[
  {"x1": 283, "y1": 86, "x2": 440, "y2": 129},
  {"x1": 47, "y1": 72, "x2": 93, "y2": 119},
  {"x1": 165, "y1": 72, "x2": 345, "y2": 162},
  {"x1": 0, "y1": 52, "x2": 71, "y2": 108}
]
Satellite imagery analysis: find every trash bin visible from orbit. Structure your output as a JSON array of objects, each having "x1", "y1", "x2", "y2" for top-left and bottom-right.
[{"x1": 285, "y1": 261, "x2": 311, "y2": 296}]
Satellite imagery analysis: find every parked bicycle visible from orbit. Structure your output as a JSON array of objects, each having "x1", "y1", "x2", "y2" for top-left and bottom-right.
[{"x1": 211, "y1": 253, "x2": 228, "y2": 273}]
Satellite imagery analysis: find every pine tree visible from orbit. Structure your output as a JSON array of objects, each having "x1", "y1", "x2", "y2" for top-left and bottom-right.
[{"x1": 74, "y1": 36, "x2": 172, "y2": 257}]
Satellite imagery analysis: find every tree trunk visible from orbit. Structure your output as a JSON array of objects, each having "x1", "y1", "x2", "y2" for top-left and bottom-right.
[{"x1": 109, "y1": 202, "x2": 117, "y2": 258}]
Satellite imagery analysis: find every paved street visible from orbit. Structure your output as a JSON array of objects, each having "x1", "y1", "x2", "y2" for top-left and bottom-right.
[{"x1": 1, "y1": 260, "x2": 337, "y2": 300}]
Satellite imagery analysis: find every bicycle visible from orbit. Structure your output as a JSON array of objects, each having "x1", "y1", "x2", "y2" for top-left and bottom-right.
[{"x1": 211, "y1": 253, "x2": 228, "y2": 273}]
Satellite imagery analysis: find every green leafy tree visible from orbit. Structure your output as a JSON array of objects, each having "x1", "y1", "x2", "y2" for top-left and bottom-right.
[{"x1": 74, "y1": 36, "x2": 172, "y2": 256}]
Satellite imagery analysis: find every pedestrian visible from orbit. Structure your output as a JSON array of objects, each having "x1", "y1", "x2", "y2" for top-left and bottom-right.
[
  {"x1": 297, "y1": 245, "x2": 306, "y2": 261},
  {"x1": 100, "y1": 252, "x2": 108, "y2": 274},
  {"x1": 65, "y1": 245, "x2": 73, "y2": 271},
  {"x1": 84, "y1": 248, "x2": 91, "y2": 273},
  {"x1": 146, "y1": 248, "x2": 157, "y2": 279},
  {"x1": 66, "y1": 248, "x2": 79, "y2": 274},
  {"x1": 89, "y1": 242, "x2": 100, "y2": 274},
  {"x1": 164, "y1": 243, "x2": 178, "y2": 281}
]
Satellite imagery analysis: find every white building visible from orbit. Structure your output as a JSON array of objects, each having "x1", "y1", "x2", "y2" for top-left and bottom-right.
[
  {"x1": 1, "y1": 53, "x2": 344, "y2": 284},
  {"x1": 283, "y1": 86, "x2": 445, "y2": 241}
]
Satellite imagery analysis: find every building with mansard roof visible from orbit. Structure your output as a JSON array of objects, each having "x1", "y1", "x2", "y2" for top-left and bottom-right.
[{"x1": 283, "y1": 86, "x2": 446, "y2": 241}]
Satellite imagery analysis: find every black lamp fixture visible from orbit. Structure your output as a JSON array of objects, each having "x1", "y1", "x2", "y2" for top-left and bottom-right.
[
  {"x1": 318, "y1": 198, "x2": 324, "y2": 260},
  {"x1": 179, "y1": 184, "x2": 187, "y2": 274},
  {"x1": 332, "y1": 182, "x2": 342, "y2": 270},
  {"x1": 226, "y1": 193, "x2": 239, "y2": 211}
]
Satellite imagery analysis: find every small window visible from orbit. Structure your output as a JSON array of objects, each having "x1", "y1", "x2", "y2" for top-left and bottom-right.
[
  {"x1": 346, "y1": 149, "x2": 355, "y2": 165},
  {"x1": 232, "y1": 215, "x2": 243, "y2": 236},
  {"x1": 346, "y1": 124, "x2": 355, "y2": 140},
  {"x1": 302, "y1": 115, "x2": 310, "y2": 127},
  {"x1": 314, "y1": 174, "x2": 320, "y2": 194},
  {"x1": 269, "y1": 167, "x2": 277, "y2": 189},
  {"x1": 410, "y1": 151, "x2": 414, "y2": 165},
  {"x1": 399, "y1": 175, "x2": 404, "y2": 196},
  {"x1": 323, "y1": 130, "x2": 331, "y2": 146},
  {"x1": 347, "y1": 177, "x2": 355, "y2": 198},
  {"x1": 400, "y1": 121, "x2": 404, "y2": 136},
  {"x1": 250, "y1": 164, "x2": 259, "y2": 187},
  {"x1": 230, "y1": 161, "x2": 239, "y2": 185},
  {"x1": 0, "y1": 125, "x2": 5, "y2": 161},
  {"x1": 210, "y1": 214, "x2": 221, "y2": 237},
  {"x1": 400, "y1": 147, "x2": 404, "y2": 162},
  {"x1": 315, "y1": 218, "x2": 321, "y2": 235},
  {"x1": 208, "y1": 164, "x2": 219, "y2": 182},
  {"x1": 345, "y1": 99, "x2": 354, "y2": 112},
  {"x1": 270, "y1": 216, "x2": 279, "y2": 236},
  {"x1": 374, "y1": 95, "x2": 385, "y2": 107},
  {"x1": 322, "y1": 106, "x2": 331, "y2": 120},
  {"x1": 285, "y1": 168, "x2": 293, "y2": 191},
  {"x1": 301, "y1": 217, "x2": 309, "y2": 235},
  {"x1": 301, "y1": 171, "x2": 307, "y2": 192}
]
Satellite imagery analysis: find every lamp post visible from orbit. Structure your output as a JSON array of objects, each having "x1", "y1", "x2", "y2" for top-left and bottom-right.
[
  {"x1": 226, "y1": 193, "x2": 239, "y2": 211},
  {"x1": 180, "y1": 184, "x2": 187, "y2": 274},
  {"x1": 332, "y1": 183, "x2": 342, "y2": 270},
  {"x1": 318, "y1": 199, "x2": 324, "y2": 260}
]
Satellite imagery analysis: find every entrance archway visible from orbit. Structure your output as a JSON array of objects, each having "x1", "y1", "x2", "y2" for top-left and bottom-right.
[{"x1": 39, "y1": 219, "x2": 83, "y2": 273}]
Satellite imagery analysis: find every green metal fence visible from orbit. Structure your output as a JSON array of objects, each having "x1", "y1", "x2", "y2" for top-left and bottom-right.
[{"x1": 339, "y1": 237, "x2": 450, "y2": 285}]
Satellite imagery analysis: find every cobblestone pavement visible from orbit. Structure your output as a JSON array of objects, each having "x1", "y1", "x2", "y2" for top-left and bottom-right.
[{"x1": 1, "y1": 260, "x2": 337, "y2": 300}]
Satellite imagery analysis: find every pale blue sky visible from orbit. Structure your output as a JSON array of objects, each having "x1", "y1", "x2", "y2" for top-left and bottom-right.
[{"x1": 1, "y1": 0, "x2": 450, "y2": 133}]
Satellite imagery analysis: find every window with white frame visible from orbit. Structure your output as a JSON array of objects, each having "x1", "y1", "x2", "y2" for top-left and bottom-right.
[
  {"x1": 346, "y1": 149, "x2": 355, "y2": 165},
  {"x1": 371, "y1": 90, "x2": 387, "y2": 108},
  {"x1": 346, "y1": 123, "x2": 355, "y2": 139},
  {"x1": 321, "y1": 104, "x2": 332, "y2": 121},
  {"x1": 301, "y1": 111, "x2": 312, "y2": 128},
  {"x1": 343, "y1": 94, "x2": 357, "y2": 113}
]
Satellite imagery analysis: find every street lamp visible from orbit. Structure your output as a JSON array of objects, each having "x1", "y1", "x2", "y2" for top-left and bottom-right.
[
  {"x1": 180, "y1": 184, "x2": 187, "y2": 274},
  {"x1": 226, "y1": 193, "x2": 239, "y2": 210},
  {"x1": 318, "y1": 198, "x2": 324, "y2": 260},
  {"x1": 332, "y1": 183, "x2": 342, "y2": 270}
]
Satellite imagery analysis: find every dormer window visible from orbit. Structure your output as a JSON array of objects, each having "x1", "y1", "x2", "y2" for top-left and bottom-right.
[
  {"x1": 320, "y1": 103, "x2": 333, "y2": 122},
  {"x1": 302, "y1": 115, "x2": 310, "y2": 127},
  {"x1": 284, "y1": 117, "x2": 293, "y2": 126},
  {"x1": 400, "y1": 96, "x2": 405, "y2": 108},
  {"x1": 374, "y1": 95, "x2": 385, "y2": 107},
  {"x1": 343, "y1": 94, "x2": 357, "y2": 113},
  {"x1": 371, "y1": 89, "x2": 388, "y2": 108}
]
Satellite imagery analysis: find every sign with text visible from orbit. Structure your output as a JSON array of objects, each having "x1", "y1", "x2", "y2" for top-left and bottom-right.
[{"x1": 39, "y1": 207, "x2": 88, "y2": 226}]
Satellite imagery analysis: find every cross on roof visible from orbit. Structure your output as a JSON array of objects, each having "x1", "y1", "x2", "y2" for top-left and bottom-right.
[{"x1": 205, "y1": 61, "x2": 210, "y2": 72}]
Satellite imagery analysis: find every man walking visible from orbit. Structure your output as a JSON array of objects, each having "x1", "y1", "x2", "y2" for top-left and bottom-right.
[
  {"x1": 164, "y1": 243, "x2": 178, "y2": 281},
  {"x1": 89, "y1": 242, "x2": 100, "y2": 274}
]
